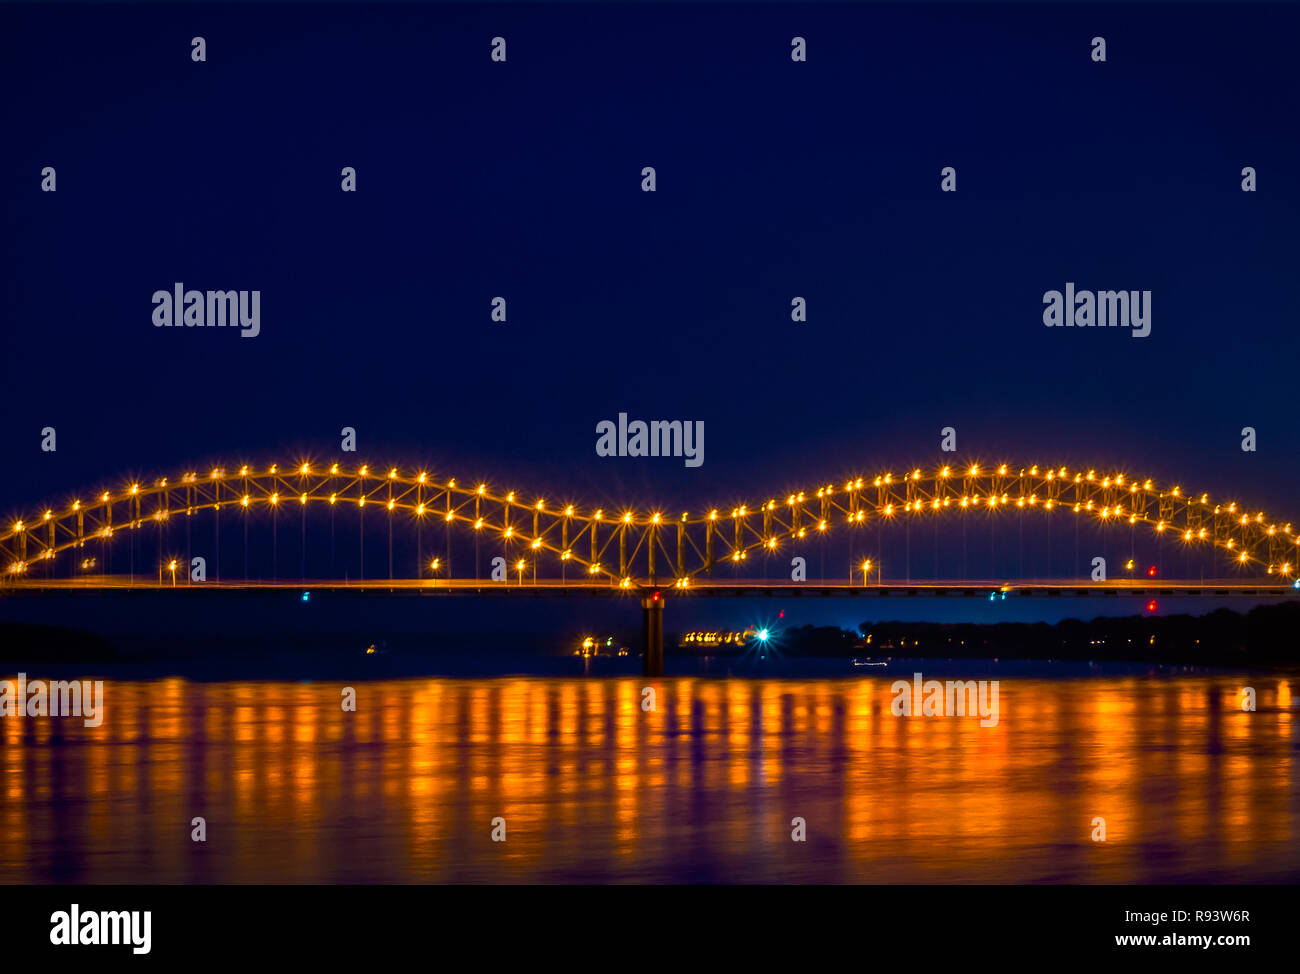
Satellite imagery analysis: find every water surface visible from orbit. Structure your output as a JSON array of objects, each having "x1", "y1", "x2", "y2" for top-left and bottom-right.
[{"x1": 1, "y1": 671, "x2": 1296, "y2": 883}]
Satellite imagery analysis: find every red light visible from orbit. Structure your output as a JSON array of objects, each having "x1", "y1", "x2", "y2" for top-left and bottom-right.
[
  {"x1": 652, "y1": 591, "x2": 660, "y2": 601},
  {"x1": 1146, "y1": 599, "x2": 1157, "y2": 613},
  {"x1": 1147, "y1": 565, "x2": 1158, "y2": 577},
  {"x1": 778, "y1": 610, "x2": 784, "y2": 618}
]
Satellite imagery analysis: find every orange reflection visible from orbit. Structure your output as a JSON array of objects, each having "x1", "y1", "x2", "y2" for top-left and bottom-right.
[{"x1": 0, "y1": 673, "x2": 1294, "y2": 883}]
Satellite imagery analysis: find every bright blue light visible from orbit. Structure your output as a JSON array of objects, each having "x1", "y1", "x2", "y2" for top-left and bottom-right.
[
  {"x1": 757, "y1": 628, "x2": 770, "y2": 642},
  {"x1": 1293, "y1": 580, "x2": 1299, "y2": 590},
  {"x1": 301, "y1": 591, "x2": 311, "y2": 602}
]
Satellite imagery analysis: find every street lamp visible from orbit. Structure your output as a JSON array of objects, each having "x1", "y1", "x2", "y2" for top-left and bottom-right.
[{"x1": 167, "y1": 559, "x2": 178, "y2": 587}]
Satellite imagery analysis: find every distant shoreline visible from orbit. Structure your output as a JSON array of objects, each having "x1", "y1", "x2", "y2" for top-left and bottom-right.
[
  {"x1": 751, "y1": 601, "x2": 1300, "y2": 668},
  {"x1": 1, "y1": 600, "x2": 1296, "y2": 677}
]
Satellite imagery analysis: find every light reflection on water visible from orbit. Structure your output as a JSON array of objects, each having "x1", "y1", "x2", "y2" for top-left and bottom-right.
[{"x1": 0, "y1": 674, "x2": 1296, "y2": 883}]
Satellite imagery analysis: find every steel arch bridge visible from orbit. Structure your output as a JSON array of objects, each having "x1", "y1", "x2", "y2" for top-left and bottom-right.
[{"x1": 3, "y1": 458, "x2": 1298, "y2": 592}]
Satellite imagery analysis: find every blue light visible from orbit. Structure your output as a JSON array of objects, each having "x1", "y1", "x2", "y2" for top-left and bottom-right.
[
  {"x1": 1293, "y1": 580, "x2": 1299, "y2": 590},
  {"x1": 301, "y1": 591, "x2": 311, "y2": 602}
]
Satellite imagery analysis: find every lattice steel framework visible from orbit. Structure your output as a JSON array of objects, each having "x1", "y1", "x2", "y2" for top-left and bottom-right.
[{"x1": 2, "y1": 460, "x2": 1296, "y2": 586}]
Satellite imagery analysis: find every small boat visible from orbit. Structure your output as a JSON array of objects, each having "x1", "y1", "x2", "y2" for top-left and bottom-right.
[{"x1": 851, "y1": 657, "x2": 887, "y2": 667}]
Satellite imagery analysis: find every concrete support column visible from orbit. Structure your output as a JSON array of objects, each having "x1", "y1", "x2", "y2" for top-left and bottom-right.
[{"x1": 641, "y1": 591, "x2": 664, "y2": 676}]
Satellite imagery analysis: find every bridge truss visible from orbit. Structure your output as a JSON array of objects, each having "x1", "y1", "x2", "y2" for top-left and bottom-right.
[{"x1": 2, "y1": 460, "x2": 1297, "y2": 590}]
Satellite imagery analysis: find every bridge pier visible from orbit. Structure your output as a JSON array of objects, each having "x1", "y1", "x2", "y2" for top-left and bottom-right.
[{"x1": 641, "y1": 591, "x2": 664, "y2": 677}]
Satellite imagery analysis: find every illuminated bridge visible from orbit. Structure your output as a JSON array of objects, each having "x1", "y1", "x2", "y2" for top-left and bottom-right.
[{"x1": 3, "y1": 459, "x2": 1297, "y2": 672}]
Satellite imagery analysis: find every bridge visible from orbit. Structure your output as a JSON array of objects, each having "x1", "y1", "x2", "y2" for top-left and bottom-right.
[{"x1": 3, "y1": 459, "x2": 1298, "y2": 673}]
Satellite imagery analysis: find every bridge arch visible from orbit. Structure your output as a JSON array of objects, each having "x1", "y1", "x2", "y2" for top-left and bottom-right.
[{"x1": 2, "y1": 459, "x2": 1297, "y2": 587}]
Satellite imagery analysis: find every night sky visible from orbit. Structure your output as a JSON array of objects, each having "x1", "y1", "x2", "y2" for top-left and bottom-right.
[{"x1": 2, "y1": 2, "x2": 1297, "y2": 632}]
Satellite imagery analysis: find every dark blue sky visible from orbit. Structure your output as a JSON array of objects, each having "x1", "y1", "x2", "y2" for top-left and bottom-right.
[{"x1": 2, "y1": 2, "x2": 1297, "y2": 628}]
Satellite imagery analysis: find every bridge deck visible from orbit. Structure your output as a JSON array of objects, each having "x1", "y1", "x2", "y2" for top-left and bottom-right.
[{"x1": 2, "y1": 578, "x2": 1294, "y2": 597}]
